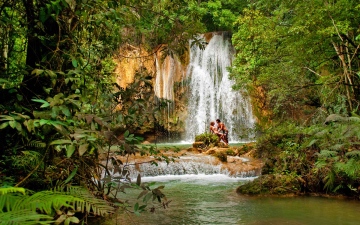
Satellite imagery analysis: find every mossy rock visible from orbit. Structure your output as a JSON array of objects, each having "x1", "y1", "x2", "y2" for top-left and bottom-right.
[
  {"x1": 214, "y1": 151, "x2": 227, "y2": 162},
  {"x1": 236, "y1": 174, "x2": 301, "y2": 195},
  {"x1": 193, "y1": 142, "x2": 205, "y2": 148}
]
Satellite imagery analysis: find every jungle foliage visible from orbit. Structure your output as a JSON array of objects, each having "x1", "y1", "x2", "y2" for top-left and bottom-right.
[
  {"x1": 232, "y1": 0, "x2": 360, "y2": 197},
  {"x1": 0, "y1": 0, "x2": 208, "y2": 223},
  {"x1": 1, "y1": 0, "x2": 360, "y2": 223}
]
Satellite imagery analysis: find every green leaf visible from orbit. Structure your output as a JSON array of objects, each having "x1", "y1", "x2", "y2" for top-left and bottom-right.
[
  {"x1": 0, "y1": 122, "x2": 9, "y2": 129},
  {"x1": 32, "y1": 99, "x2": 50, "y2": 108},
  {"x1": 69, "y1": 216, "x2": 80, "y2": 224},
  {"x1": 0, "y1": 187, "x2": 26, "y2": 195},
  {"x1": 0, "y1": 115, "x2": 14, "y2": 121},
  {"x1": 137, "y1": 190, "x2": 148, "y2": 200},
  {"x1": 134, "y1": 202, "x2": 139, "y2": 211},
  {"x1": 31, "y1": 69, "x2": 44, "y2": 76},
  {"x1": 63, "y1": 166, "x2": 78, "y2": 184},
  {"x1": 60, "y1": 106, "x2": 71, "y2": 117},
  {"x1": 39, "y1": 119, "x2": 49, "y2": 126},
  {"x1": 65, "y1": 217, "x2": 71, "y2": 225},
  {"x1": 66, "y1": 144, "x2": 76, "y2": 158},
  {"x1": 9, "y1": 120, "x2": 16, "y2": 128},
  {"x1": 72, "y1": 59, "x2": 78, "y2": 68},
  {"x1": 15, "y1": 121, "x2": 22, "y2": 131},
  {"x1": 78, "y1": 144, "x2": 88, "y2": 156},
  {"x1": 50, "y1": 139, "x2": 73, "y2": 145}
]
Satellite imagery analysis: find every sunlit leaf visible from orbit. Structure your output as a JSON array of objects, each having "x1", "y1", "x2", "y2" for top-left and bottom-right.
[
  {"x1": 72, "y1": 59, "x2": 78, "y2": 68},
  {"x1": 78, "y1": 144, "x2": 89, "y2": 156},
  {"x1": 50, "y1": 139, "x2": 73, "y2": 145},
  {"x1": 66, "y1": 144, "x2": 76, "y2": 158}
]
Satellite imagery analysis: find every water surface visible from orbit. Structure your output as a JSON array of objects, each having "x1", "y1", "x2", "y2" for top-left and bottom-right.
[{"x1": 103, "y1": 175, "x2": 360, "y2": 225}]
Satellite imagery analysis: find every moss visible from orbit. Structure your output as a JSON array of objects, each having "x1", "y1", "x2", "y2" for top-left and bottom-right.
[
  {"x1": 226, "y1": 149, "x2": 235, "y2": 156},
  {"x1": 236, "y1": 174, "x2": 301, "y2": 195},
  {"x1": 195, "y1": 133, "x2": 220, "y2": 146},
  {"x1": 214, "y1": 151, "x2": 227, "y2": 162}
]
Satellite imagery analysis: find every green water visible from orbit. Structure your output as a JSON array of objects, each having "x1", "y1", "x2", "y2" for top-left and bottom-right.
[{"x1": 102, "y1": 175, "x2": 360, "y2": 225}]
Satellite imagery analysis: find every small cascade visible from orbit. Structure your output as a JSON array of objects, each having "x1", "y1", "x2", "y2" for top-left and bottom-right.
[
  {"x1": 105, "y1": 154, "x2": 259, "y2": 181},
  {"x1": 184, "y1": 32, "x2": 255, "y2": 142}
]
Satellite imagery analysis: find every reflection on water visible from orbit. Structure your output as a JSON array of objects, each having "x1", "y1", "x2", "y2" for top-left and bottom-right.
[{"x1": 102, "y1": 175, "x2": 360, "y2": 225}]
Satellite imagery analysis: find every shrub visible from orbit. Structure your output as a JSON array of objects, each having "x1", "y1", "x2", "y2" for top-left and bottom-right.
[{"x1": 195, "y1": 133, "x2": 219, "y2": 146}]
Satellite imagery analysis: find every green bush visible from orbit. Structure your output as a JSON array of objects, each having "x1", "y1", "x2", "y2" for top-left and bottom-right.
[{"x1": 195, "y1": 133, "x2": 219, "y2": 146}]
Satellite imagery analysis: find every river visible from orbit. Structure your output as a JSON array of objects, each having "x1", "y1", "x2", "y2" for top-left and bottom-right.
[{"x1": 100, "y1": 174, "x2": 360, "y2": 225}]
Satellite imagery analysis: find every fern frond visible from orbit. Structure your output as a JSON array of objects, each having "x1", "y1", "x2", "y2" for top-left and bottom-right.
[
  {"x1": 342, "y1": 158, "x2": 360, "y2": 179},
  {"x1": 316, "y1": 150, "x2": 338, "y2": 158},
  {"x1": 0, "y1": 186, "x2": 113, "y2": 223},
  {"x1": 329, "y1": 144, "x2": 344, "y2": 151},
  {"x1": 12, "y1": 151, "x2": 43, "y2": 171},
  {"x1": 323, "y1": 170, "x2": 336, "y2": 191},
  {"x1": 14, "y1": 191, "x2": 82, "y2": 215},
  {"x1": 0, "y1": 187, "x2": 26, "y2": 195},
  {"x1": 306, "y1": 139, "x2": 318, "y2": 148},
  {"x1": 0, "y1": 194, "x2": 24, "y2": 213},
  {"x1": 314, "y1": 160, "x2": 328, "y2": 169},
  {"x1": 0, "y1": 209, "x2": 53, "y2": 225},
  {"x1": 59, "y1": 186, "x2": 114, "y2": 216},
  {"x1": 27, "y1": 140, "x2": 47, "y2": 149},
  {"x1": 345, "y1": 150, "x2": 360, "y2": 158},
  {"x1": 348, "y1": 117, "x2": 360, "y2": 123},
  {"x1": 0, "y1": 189, "x2": 25, "y2": 213}
]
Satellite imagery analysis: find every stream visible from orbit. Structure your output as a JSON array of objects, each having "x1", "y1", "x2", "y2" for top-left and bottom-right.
[{"x1": 100, "y1": 150, "x2": 360, "y2": 225}]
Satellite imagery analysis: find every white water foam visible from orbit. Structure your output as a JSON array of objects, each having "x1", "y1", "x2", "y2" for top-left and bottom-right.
[{"x1": 140, "y1": 174, "x2": 257, "y2": 184}]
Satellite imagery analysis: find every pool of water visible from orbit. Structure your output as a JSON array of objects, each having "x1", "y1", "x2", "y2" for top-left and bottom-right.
[{"x1": 101, "y1": 174, "x2": 360, "y2": 225}]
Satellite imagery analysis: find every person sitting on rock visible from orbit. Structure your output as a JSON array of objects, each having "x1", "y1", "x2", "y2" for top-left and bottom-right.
[
  {"x1": 216, "y1": 119, "x2": 228, "y2": 145},
  {"x1": 210, "y1": 121, "x2": 223, "y2": 140}
]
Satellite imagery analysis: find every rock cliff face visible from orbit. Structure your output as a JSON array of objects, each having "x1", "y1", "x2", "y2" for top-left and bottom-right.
[
  {"x1": 113, "y1": 33, "x2": 257, "y2": 142},
  {"x1": 113, "y1": 43, "x2": 189, "y2": 141}
]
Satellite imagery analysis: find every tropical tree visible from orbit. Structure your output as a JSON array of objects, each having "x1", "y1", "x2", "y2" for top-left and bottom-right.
[
  {"x1": 231, "y1": 0, "x2": 360, "y2": 122},
  {"x1": 0, "y1": 0, "x2": 207, "y2": 222}
]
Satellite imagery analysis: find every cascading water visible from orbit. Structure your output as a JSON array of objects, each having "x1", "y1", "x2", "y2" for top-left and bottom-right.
[
  {"x1": 106, "y1": 154, "x2": 259, "y2": 181},
  {"x1": 184, "y1": 32, "x2": 255, "y2": 142}
]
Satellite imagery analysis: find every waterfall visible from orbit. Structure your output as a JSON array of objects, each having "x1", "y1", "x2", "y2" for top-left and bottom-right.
[
  {"x1": 184, "y1": 32, "x2": 255, "y2": 142},
  {"x1": 154, "y1": 54, "x2": 175, "y2": 101}
]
